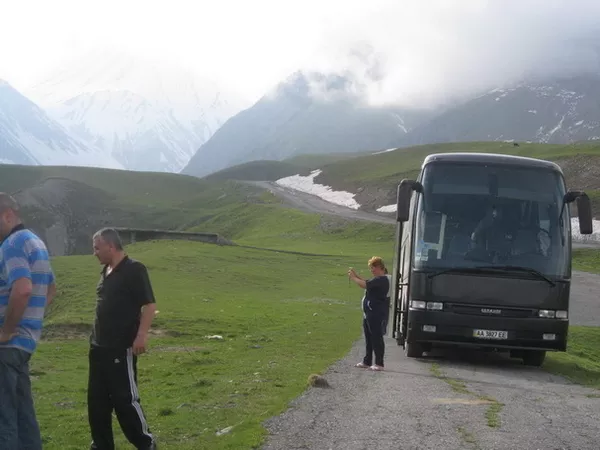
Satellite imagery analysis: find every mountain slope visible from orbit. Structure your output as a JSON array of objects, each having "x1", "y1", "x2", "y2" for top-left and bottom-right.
[
  {"x1": 25, "y1": 50, "x2": 246, "y2": 172},
  {"x1": 182, "y1": 71, "x2": 431, "y2": 177},
  {"x1": 405, "y1": 75, "x2": 600, "y2": 146},
  {"x1": 0, "y1": 79, "x2": 123, "y2": 169}
]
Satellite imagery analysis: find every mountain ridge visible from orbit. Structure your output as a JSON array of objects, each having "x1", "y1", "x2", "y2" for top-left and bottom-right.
[
  {"x1": 0, "y1": 79, "x2": 124, "y2": 169},
  {"x1": 23, "y1": 49, "x2": 248, "y2": 172}
]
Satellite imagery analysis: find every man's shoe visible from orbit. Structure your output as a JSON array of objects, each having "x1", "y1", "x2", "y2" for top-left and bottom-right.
[{"x1": 142, "y1": 441, "x2": 157, "y2": 450}]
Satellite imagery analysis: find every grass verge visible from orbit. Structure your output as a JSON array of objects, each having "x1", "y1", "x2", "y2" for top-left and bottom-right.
[
  {"x1": 545, "y1": 326, "x2": 600, "y2": 390},
  {"x1": 542, "y1": 249, "x2": 600, "y2": 390}
]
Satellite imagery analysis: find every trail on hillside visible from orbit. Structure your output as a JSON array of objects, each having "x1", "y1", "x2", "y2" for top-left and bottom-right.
[{"x1": 244, "y1": 181, "x2": 395, "y2": 225}]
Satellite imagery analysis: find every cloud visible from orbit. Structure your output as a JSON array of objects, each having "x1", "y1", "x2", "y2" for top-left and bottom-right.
[{"x1": 302, "y1": 0, "x2": 600, "y2": 109}]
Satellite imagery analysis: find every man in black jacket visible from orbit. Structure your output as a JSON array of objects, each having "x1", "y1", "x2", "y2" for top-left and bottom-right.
[
  {"x1": 348, "y1": 256, "x2": 390, "y2": 372},
  {"x1": 88, "y1": 228, "x2": 158, "y2": 450}
]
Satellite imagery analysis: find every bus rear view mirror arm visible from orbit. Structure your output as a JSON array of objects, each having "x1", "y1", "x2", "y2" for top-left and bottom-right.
[{"x1": 396, "y1": 180, "x2": 423, "y2": 223}]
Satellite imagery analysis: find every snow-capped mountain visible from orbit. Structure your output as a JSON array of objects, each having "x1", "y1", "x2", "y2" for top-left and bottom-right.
[
  {"x1": 404, "y1": 75, "x2": 600, "y2": 145},
  {"x1": 24, "y1": 49, "x2": 247, "y2": 172},
  {"x1": 182, "y1": 71, "x2": 431, "y2": 177},
  {"x1": 0, "y1": 79, "x2": 123, "y2": 169}
]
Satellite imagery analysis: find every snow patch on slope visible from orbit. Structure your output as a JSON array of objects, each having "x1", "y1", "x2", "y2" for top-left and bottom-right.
[{"x1": 276, "y1": 170, "x2": 361, "y2": 209}]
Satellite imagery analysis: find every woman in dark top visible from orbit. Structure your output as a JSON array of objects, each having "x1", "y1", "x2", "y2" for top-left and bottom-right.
[{"x1": 348, "y1": 256, "x2": 391, "y2": 371}]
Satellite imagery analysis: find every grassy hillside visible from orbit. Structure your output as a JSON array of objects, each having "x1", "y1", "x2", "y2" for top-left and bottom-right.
[
  {"x1": 189, "y1": 201, "x2": 394, "y2": 257},
  {"x1": 202, "y1": 153, "x2": 365, "y2": 182},
  {"x1": 3, "y1": 140, "x2": 600, "y2": 256},
  {"x1": 307, "y1": 141, "x2": 600, "y2": 212},
  {"x1": 203, "y1": 160, "x2": 311, "y2": 182},
  {"x1": 0, "y1": 164, "x2": 206, "y2": 204},
  {"x1": 0, "y1": 163, "x2": 280, "y2": 255},
  {"x1": 316, "y1": 141, "x2": 600, "y2": 185},
  {"x1": 187, "y1": 141, "x2": 600, "y2": 216},
  {"x1": 284, "y1": 152, "x2": 364, "y2": 169}
]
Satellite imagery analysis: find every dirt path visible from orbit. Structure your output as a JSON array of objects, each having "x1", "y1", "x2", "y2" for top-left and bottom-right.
[{"x1": 251, "y1": 179, "x2": 600, "y2": 450}]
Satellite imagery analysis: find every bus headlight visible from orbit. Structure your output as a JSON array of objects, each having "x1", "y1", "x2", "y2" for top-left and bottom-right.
[
  {"x1": 426, "y1": 302, "x2": 443, "y2": 310},
  {"x1": 410, "y1": 301, "x2": 443, "y2": 310},
  {"x1": 538, "y1": 309, "x2": 568, "y2": 319},
  {"x1": 410, "y1": 301, "x2": 426, "y2": 309},
  {"x1": 555, "y1": 310, "x2": 568, "y2": 319}
]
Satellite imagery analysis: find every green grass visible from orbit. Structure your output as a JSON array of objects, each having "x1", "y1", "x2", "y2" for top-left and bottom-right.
[
  {"x1": 188, "y1": 201, "x2": 395, "y2": 258},
  {"x1": 202, "y1": 160, "x2": 311, "y2": 182},
  {"x1": 35, "y1": 239, "x2": 376, "y2": 449},
  {"x1": 572, "y1": 248, "x2": 600, "y2": 274},
  {"x1": 546, "y1": 326, "x2": 600, "y2": 390},
  {"x1": 530, "y1": 249, "x2": 600, "y2": 391},
  {"x1": 284, "y1": 152, "x2": 363, "y2": 169}
]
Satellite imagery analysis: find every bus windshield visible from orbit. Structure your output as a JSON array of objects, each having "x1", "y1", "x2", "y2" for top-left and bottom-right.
[{"x1": 413, "y1": 162, "x2": 570, "y2": 278}]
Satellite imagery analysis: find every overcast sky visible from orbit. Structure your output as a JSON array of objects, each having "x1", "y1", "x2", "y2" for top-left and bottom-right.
[{"x1": 1, "y1": 0, "x2": 599, "y2": 107}]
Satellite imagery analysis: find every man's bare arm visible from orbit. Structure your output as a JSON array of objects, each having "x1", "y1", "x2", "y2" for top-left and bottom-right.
[
  {"x1": 137, "y1": 303, "x2": 157, "y2": 337},
  {"x1": 132, "y1": 303, "x2": 157, "y2": 355}
]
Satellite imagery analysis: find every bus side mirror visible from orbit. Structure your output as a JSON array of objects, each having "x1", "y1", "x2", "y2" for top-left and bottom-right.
[
  {"x1": 577, "y1": 194, "x2": 593, "y2": 235},
  {"x1": 565, "y1": 190, "x2": 593, "y2": 235},
  {"x1": 397, "y1": 180, "x2": 423, "y2": 222}
]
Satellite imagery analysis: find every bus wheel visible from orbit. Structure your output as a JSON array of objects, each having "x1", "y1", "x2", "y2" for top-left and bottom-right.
[
  {"x1": 405, "y1": 341, "x2": 423, "y2": 358},
  {"x1": 522, "y1": 350, "x2": 546, "y2": 367}
]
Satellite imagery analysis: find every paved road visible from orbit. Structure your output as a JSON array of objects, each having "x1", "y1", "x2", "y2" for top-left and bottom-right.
[
  {"x1": 262, "y1": 339, "x2": 600, "y2": 450},
  {"x1": 250, "y1": 179, "x2": 600, "y2": 450}
]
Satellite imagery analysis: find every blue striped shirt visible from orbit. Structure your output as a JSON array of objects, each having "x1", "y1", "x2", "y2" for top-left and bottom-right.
[{"x1": 0, "y1": 227, "x2": 54, "y2": 353}]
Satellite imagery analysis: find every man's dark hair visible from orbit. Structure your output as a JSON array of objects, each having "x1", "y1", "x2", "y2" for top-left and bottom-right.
[
  {"x1": 0, "y1": 193, "x2": 20, "y2": 215},
  {"x1": 93, "y1": 227, "x2": 123, "y2": 250}
]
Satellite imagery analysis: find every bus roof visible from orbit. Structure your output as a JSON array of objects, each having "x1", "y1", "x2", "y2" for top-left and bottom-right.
[{"x1": 422, "y1": 152, "x2": 563, "y2": 174}]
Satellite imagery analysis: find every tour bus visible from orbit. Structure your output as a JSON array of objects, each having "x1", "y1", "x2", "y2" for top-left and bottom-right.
[{"x1": 390, "y1": 152, "x2": 593, "y2": 366}]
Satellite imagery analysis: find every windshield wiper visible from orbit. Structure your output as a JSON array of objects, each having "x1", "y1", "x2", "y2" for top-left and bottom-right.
[
  {"x1": 427, "y1": 265, "x2": 556, "y2": 286},
  {"x1": 427, "y1": 267, "x2": 503, "y2": 279},
  {"x1": 477, "y1": 265, "x2": 556, "y2": 287}
]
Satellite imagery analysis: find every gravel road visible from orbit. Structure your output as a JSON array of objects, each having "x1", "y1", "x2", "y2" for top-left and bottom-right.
[
  {"x1": 262, "y1": 339, "x2": 600, "y2": 450},
  {"x1": 250, "y1": 179, "x2": 600, "y2": 450}
]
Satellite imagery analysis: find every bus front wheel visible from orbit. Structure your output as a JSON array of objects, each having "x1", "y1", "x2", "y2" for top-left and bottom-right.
[
  {"x1": 405, "y1": 341, "x2": 424, "y2": 358},
  {"x1": 522, "y1": 350, "x2": 546, "y2": 367}
]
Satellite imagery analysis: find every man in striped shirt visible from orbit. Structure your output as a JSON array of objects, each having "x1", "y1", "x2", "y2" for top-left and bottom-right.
[{"x1": 0, "y1": 193, "x2": 56, "y2": 450}]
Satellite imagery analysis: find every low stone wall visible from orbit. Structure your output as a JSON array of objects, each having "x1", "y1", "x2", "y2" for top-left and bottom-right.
[{"x1": 113, "y1": 228, "x2": 234, "y2": 247}]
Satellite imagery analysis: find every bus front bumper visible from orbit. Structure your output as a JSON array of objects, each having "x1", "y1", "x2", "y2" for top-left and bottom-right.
[{"x1": 407, "y1": 310, "x2": 568, "y2": 351}]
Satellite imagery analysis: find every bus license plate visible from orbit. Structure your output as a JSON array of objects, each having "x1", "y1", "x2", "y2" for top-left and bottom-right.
[{"x1": 473, "y1": 329, "x2": 508, "y2": 340}]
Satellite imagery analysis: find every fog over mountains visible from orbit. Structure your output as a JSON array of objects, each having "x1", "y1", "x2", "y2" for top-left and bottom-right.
[{"x1": 2, "y1": 0, "x2": 600, "y2": 176}]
